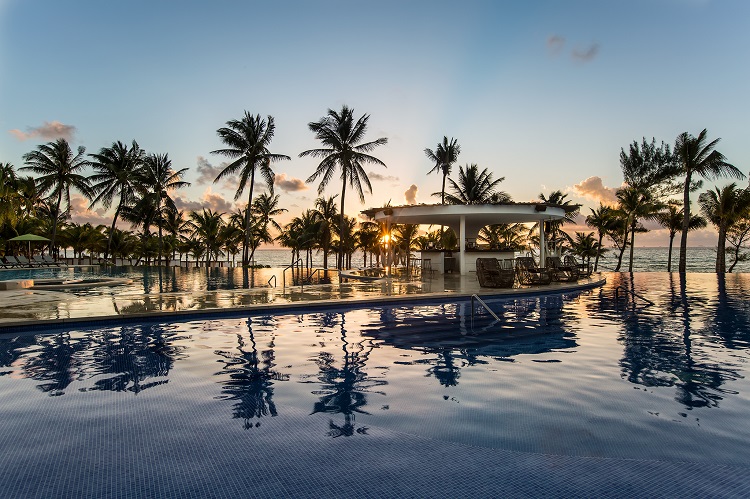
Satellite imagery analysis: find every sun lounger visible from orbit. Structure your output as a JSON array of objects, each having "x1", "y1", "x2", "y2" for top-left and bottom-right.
[
  {"x1": 15, "y1": 255, "x2": 42, "y2": 268},
  {"x1": 476, "y1": 258, "x2": 515, "y2": 288},
  {"x1": 546, "y1": 256, "x2": 579, "y2": 282},
  {"x1": 564, "y1": 255, "x2": 591, "y2": 277},
  {"x1": 42, "y1": 254, "x2": 63, "y2": 267},
  {"x1": 4, "y1": 256, "x2": 23, "y2": 268},
  {"x1": 33, "y1": 255, "x2": 53, "y2": 267},
  {"x1": 515, "y1": 256, "x2": 552, "y2": 285}
]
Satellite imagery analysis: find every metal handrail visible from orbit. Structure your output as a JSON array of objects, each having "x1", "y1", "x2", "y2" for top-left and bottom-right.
[
  {"x1": 267, "y1": 275, "x2": 276, "y2": 288},
  {"x1": 471, "y1": 294, "x2": 501, "y2": 321},
  {"x1": 282, "y1": 259, "x2": 303, "y2": 288},
  {"x1": 304, "y1": 267, "x2": 340, "y2": 284},
  {"x1": 614, "y1": 285, "x2": 654, "y2": 307}
]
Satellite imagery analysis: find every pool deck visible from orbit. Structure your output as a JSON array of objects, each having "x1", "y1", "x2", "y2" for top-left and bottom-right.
[{"x1": 0, "y1": 272, "x2": 606, "y2": 331}]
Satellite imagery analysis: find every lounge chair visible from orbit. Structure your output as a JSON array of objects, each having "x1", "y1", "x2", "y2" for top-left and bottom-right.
[
  {"x1": 515, "y1": 256, "x2": 552, "y2": 285},
  {"x1": 546, "y1": 256, "x2": 579, "y2": 282},
  {"x1": 15, "y1": 255, "x2": 41, "y2": 268},
  {"x1": 476, "y1": 258, "x2": 515, "y2": 288},
  {"x1": 42, "y1": 254, "x2": 63, "y2": 267},
  {"x1": 565, "y1": 255, "x2": 591, "y2": 277},
  {"x1": 4, "y1": 256, "x2": 23, "y2": 268},
  {"x1": 33, "y1": 255, "x2": 53, "y2": 267}
]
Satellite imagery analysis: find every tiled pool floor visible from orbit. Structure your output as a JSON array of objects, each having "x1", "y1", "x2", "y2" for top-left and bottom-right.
[{"x1": 1, "y1": 400, "x2": 746, "y2": 498}]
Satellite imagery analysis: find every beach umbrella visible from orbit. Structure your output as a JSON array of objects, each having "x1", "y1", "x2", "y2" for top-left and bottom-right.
[{"x1": 9, "y1": 233, "x2": 50, "y2": 256}]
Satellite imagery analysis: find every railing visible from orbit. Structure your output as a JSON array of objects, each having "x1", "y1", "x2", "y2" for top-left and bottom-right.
[
  {"x1": 471, "y1": 294, "x2": 501, "y2": 322},
  {"x1": 613, "y1": 285, "x2": 654, "y2": 307},
  {"x1": 267, "y1": 275, "x2": 276, "y2": 288},
  {"x1": 304, "y1": 268, "x2": 340, "y2": 285},
  {"x1": 282, "y1": 259, "x2": 303, "y2": 289}
]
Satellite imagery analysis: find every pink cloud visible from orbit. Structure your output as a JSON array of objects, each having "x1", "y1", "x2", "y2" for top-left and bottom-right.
[
  {"x1": 572, "y1": 176, "x2": 618, "y2": 205},
  {"x1": 9, "y1": 121, "x2": 76, "y2": 142}
]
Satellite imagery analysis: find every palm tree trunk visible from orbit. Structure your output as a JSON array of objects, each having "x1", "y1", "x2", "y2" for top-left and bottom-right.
[
  {"x1": 106, "y1": 194, "x2": 125, "y2": 261},
  {"x1": 244, "y1": 171, "x2": 255, "y2": 266},
  {"x1": 441, "y1": 173, "x2": 447, "y2": 205},
  {"x1": 679, "y1": 172, "x2": 691, "y2": 273},
  {"x1": 667, "y1": 233, "x2": 675, "y2": 272},
  {"x1": 339, "y1": 179, "x2": 347, "y2": 270},
  {"x1": 51, "y1": 189, "x2": 63, "y2": 257},
  {"x1": 717, "y1": 224, "x2": 727, "y2": 273},
  {"x1": 628, "y1": 223, "x2": 636, "y2": 272},
  {"x1": 594, "y1": 233, "x2": 603, "y2": 271}
]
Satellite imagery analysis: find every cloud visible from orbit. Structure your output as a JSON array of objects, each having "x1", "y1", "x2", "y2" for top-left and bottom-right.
[
  {"x1": 173, "y1": 188, "x2": 233, "y2": 214},
  {"x1": 368, "y1": 171, "x2": 399, "y2": 183},
  {"x1": 274, "y1": 173, "x2": 308, "y2": 193},
  {"x1": 69, "y1": 195, "x2": 110, "y2": 226},
  {"x1": 195, "y1": 156, "x2": 238, "y2": 192},
  {"x1": 9, "y1": 120, "x2": 77, "y2": 142},
  {"x1": 572, "y1": 176, "x2": 618, "y2": 205},
  {"x1": 547, "y1": 35, "x2": 565, "y2": 56},
  {"x1": 572, "y1": 43, "x2": 600, "y2": 63},
  {"x1": 404, "y1": 184, "x2": 418, "y2": 205}
]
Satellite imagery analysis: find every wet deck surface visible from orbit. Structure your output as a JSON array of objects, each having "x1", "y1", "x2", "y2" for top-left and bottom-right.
[{"x1": 0, "y1": 271, "x2": 605, "y2": 330}]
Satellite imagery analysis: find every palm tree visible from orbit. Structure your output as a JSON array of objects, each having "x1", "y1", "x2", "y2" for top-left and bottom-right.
[
  {"x1": 212, "y1": 112, "x2": 290, "y2": 266},
  {"x1": 21, "y1": 138, "x2": 91, "y2": 253},
  {"x1": 88, "y1": 140, "x2": 146, "y2": 261},
  {"x1": 249, "y1": 190, "x2": 286, "y2": 263},
  {"x1": 535, "y1": 190, "x2": 579, "y2": 256},
  {"x1": 699, "y1": 183, "x2": 750, "y2": 273},
  {"x1": 675, "y1": 129, "x2": 744, "y2": 273},
  {"x1": 616, "y1": 186, "x2": 664, "y2": 272},
  {"x1": 140, "y1": 153, "x2": 190, "y2": 266},
  {"x1": 393, "y1": 224, "x2": 419, "y2": 270},
  {"x1": 443, "y1": 164, "x2": 509, "y2": 205},
  {"x1": 478, "y1": 223, "x2": 527, "y2": 250},
  {"x1": 425, "y1": 137, "x2": 460, "y2": 205},
  {"x1": 585, "y1": 204, "x2": 615, "y2": 272},
  {"x1": 300, "y1": 105, "x2": 388, "y2": 269},
  {"x1": 163, "y1": 208, "x2": 189, "y2": 262},
  {"x1": 187, "y1": 209, "x2": 225, "y2": 266},
  {"x1": 0, "y1": 163, "x2": 20, "y2": 229},
  {"x1": 356, "y1": 220, "x2": 380, "y2": 267},
  {"x1": 571, "y1": 232, "x2": 599, "y2": 271},
  {"x1": 314, "y1": 195, "x2": 338, "y2": 269},
  {"x1": 654, "y1": 201, "x2": 706, "y2": 272}
]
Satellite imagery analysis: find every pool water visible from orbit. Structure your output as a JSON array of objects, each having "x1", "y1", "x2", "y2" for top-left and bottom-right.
[{"x1": 1, "y1": 272, "x2": 749, "y2": 495}]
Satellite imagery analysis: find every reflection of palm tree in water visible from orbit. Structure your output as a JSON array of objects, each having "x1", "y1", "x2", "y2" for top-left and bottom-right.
[
  {"x1": 215, "y1": 319, "x2": 287, "y2": 429},
  {"x1": 19, "y1": 324, "x2": 186, "y2": 396},
  {"x1": 311, "y1": 313, "x2": 387, "y2": 437},
  {"x1": 618, "y1": 273, "x2": 741, "y2": 409}
]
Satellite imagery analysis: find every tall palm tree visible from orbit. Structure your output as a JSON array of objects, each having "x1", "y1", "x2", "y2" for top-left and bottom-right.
[
  {"x1": 425, "y1": 136, "x2": 460, "y2": 205},
  {"x1": 0, "y1": 163, "x2": 20, "y2": 229},
  {"x1": 654, "y1": 201, "x2": 706, "y2": 272},
  {"x1": 88, "y1": 140, "x2": 146, "y2": 261},
  {"x1": 139, "y1": 153, "x2": 190, "y2": 266},
  {"x1": 571, "y1": 231, "x2": 599, "y2": 271},
  {"x1": 314, "y1": 195, "x2": 338, "y2": 269},
  {"x1": 699, "y1": 183, "x2": 750, "y2": 273},
  {"x1": 212, "y1": 112, "x2": 290, "y2": 266},
  {"x1": 443, "y1": 164, "x2": 509, "y2": 205},
  {"x1": 616, "y1": 186, "x2": 664, "y2": 272},
  {"x1": 21, "y1": 138, "x2": 91, "y2": 252},
  {"x1": 300, "y1": 105, "x2": 388, "y2": 269},
  {"x1": 675, "y1": 129, "x2": 743, "y2": 273},
  {"x1": 356, "y1": 220, "x2": 380, "y2": 268}
]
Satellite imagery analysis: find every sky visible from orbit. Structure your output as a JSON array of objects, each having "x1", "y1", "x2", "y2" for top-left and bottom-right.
[{"x1": 1, "y1": 0, "x2": 749, "y2": 247}]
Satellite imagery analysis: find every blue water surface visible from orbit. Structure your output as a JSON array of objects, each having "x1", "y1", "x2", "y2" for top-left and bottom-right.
[{"x1": 1, "y1": 272, "x2": 749, "y2": 497}]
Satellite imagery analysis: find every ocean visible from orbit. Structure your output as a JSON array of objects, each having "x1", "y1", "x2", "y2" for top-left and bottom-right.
[{"x1": 253, "y1": 247, "x2": 748, "y2": 273}]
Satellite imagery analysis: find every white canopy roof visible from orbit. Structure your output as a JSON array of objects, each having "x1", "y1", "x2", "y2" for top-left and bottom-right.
[{"x1": 362, "y1": 203, "x2": 569, "y2": 238}]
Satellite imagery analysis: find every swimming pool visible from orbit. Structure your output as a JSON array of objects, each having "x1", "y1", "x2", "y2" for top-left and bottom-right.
[{"x1": 0, "y1": 272, "x2": 748, "y2": 496}]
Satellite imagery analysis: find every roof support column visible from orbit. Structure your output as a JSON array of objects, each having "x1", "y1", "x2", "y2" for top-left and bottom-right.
[
  {"x1": 460, "y1": 215, "x2": 466, "y2": 275},
  {"x1": 539, "y1": 219, "x2": 546, "y2": 267}
]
